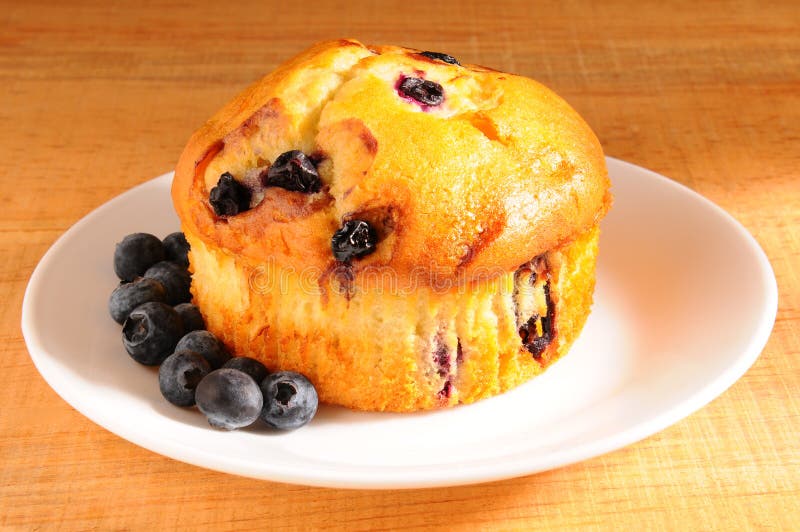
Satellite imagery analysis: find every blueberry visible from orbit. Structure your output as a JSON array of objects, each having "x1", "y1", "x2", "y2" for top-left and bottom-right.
[
  {"x1": 398, "y1": 77, "x2": 444, "y2": 106},
  {"x1": 113, "y1": 233, "x2": 165, "y2": 282},
  {"x1": 518, "y1": 283, "x2": 556, "y2": 359},
  {"x1": 159, "y1": 350, "x2": 211, "y2": 406},
  {"x1": 209, "y1": 172, "x2": 251, "y2": 216},
  {"x1": 174, "y1": 330, "x2": 231, "y2": 369},
  {"x1": 108, "y1": 277, "x2": 167, "y2": 324},
  {"x1": 260, "y1": 371, "x2": 318, "y2": 430},
  {"x1": 174, "y1": 303, "x2": 205, "y2": 333},
  {"x1": 432, "y1": 339, "x2": 450, "y2": 378},
  {"x1": 122, "y1": 302, "x2": 184, "y2": 365},
  {"x1": 331, "y1": 220, "x2": 377, "y2": 262},
  {"x1": 144, "y1": 261, "x2": 191, "y2": 304},
  {"x1": 223, "y1": 357, "x2": 269, "y2": 383},
  {"x1": 420, "y1": 51, "x2": 460, "y2": 65},
  {"x1": 163, "y1": 232, "x2": 190, "y2": 268},
  {"x1": 196, "y1": 369, "x2": 263, "y2": 430},
  {"x1": 264, "y1": 150, "x2": 322, "y2": 193}
]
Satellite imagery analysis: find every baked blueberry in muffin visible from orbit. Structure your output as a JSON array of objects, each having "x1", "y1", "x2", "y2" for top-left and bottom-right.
[{"x1": 172, "y1": 39, "x2": 611, "y2": 412}]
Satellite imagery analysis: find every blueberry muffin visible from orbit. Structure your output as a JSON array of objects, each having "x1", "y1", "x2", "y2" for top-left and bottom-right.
[{"x1": 172, "y1": 39, "x2": 611, "y2": 412}]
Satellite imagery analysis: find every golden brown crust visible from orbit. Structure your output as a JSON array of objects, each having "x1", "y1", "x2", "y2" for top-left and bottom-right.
[{"x1": 172, "y1": 39, "x2": 610, "y2": 285}]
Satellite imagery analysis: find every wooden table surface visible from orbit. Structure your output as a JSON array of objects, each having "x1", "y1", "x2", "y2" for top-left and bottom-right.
[{"x1": 2, "y1": 0, "x2": 798, "y2": 529}]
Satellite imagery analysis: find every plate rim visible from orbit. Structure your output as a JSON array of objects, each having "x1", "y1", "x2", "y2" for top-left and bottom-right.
[{"x1": 20, "y1": 157, "x2": 779, "y2": 489}]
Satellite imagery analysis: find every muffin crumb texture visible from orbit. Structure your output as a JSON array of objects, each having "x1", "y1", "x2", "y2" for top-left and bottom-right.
[{"x1": 173, "y1": 39, "x2": 611, "y2": 411}]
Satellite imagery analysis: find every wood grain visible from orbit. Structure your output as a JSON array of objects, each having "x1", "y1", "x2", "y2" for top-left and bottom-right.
[{"x1": 2, "y1": 0, "x2": 798, "y2": 529}]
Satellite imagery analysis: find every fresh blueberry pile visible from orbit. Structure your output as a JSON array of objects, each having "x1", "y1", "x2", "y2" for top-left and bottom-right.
[{"x1": 110, "y1": 231, "x2": 318, "y2": 431}]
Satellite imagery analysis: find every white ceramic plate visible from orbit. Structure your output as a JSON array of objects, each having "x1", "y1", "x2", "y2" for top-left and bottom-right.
[{"x1": 21, "y1": 157, "x2": 777, "y2": 489}]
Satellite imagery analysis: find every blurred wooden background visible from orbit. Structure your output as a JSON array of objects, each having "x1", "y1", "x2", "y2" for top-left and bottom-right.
[{"x1": 2, "y1": 0, "x2": 798, "y2": 529}]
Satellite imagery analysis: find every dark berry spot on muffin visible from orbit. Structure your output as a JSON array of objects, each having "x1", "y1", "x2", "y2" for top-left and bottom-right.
[
  {"x1": 513, "y1": 254, "x2": 556, "y2": 358},
  {"x1": 527, "y1": 337, "x2": 550, "y2": 359},
  {"x1": 518, "y1": 282, "x2": 556, "y2": 359},
  {"x1": 344, "y1": 205, "x2": 398, "y2": 242},
  {"x1": 264, "y1": 150, "x2": 322, "y2": 193},
  {"x1": 433, "y1": 339, "x2": 451, "y2": 378},
  {"x1": 209, "y1": 173, "x2": 251, "y2": 216},
  {"x1": 456, "y1": 339, "x2": 463, "y2": 365},
  {"x1": 438, "y1": 380, "x2": 452, "y2": 399},
  {"x1": 518, "y1": 315, "x2": 547, "y2": 359},
  {"x1": 540, "y1": 282, "x2": 555, "y2": 332},
  {"x1": 331, "y1": 220, "x2": 378, "y2": 262},
  {"x1": 397, "y1": 76, "x2": 444, "y2": 107},
  {"x1": 419, "y1": 51, "x2": 460, "y2": 65}
]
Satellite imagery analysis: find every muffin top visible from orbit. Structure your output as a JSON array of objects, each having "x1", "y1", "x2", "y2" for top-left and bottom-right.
[{"x1": 173, "y1": 39, "x2": 610, "y2": 286}]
